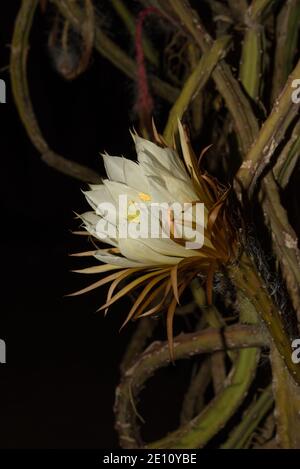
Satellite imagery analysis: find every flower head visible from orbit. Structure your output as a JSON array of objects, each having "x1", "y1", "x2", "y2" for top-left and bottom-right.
[{"x1": 71, "y1": 122, "x2": 237, "y2": 358}]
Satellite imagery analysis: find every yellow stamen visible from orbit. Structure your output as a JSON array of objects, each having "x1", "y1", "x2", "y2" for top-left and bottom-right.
[
  {"x1": 127, "y1": 200, "x2": 140, "y2": 223},
  {"x1": 139, "y1": 192, "x2": 151, "y2": 202}
]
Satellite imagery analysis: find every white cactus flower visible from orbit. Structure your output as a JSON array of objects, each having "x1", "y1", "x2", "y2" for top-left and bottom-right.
[{"x1": 71, "y1": 122, "x2": 237, "y2": 358}]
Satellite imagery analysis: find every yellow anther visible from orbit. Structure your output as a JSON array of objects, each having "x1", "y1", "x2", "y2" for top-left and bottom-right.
[{"x1": 139, "y1": 192, "x2": 151, "y2": 202}]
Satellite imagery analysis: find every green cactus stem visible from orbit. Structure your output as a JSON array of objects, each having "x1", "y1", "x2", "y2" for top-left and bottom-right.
[
  {"x1": 261, "y1": 174, "x2": 300, "y2": 319},
  {"x1": 164, "y1": 35, "x2": 232, "y2": 144},
  {"x1": 180, "y1": 358, "x2": 211, "y2": 424},
  {"x1": 237, "y1": 59, "x2": 300, "y2": 195},
  {"x1": 272, "y1": 0, "x2": 300, "y2": 102},
  {"x1": 146, "y1": 348, "x2": 259, "y2": 449},
  {"x1": 229, "y1": 253, "x2": 300, "y2": 386},
  {"x1": 271, "y1": 346, "x2": 300, "y2": 448},
  {"x1": 273, "y1": 120, "x2": 300, "y2": 189},
  {"x1": 167, "y1": 0, "x2": 259, "y2": 154},
  {"x1": 221, "y1": 385, "x2": 273, "y2": 448}
]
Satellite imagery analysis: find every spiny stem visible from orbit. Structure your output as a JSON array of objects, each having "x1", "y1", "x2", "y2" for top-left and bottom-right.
[
  {"x1": 230, "y1": 253, "x2": 300, "y2": 385},
  {"x1": 167, "y1": 0, "x2": 259, "y2": 154},
  {"x1": 271, "y1": 345, "x2": 300, "y2": 448},
  {"x1": 164, "y1": 35, "x2": 232, "y2": 144},
  {"x1": 273, "y1": 119, "x2": 300, "y2": 188},
  {"x1": 238, "y1": 4, "x2": 300, "y2": 323},
  {"x1": 221, "y1": 385, "x2": 273, "y2": 448},
  {"x1": 247, "y1": 0, "x2": 278, "y2": 22},
  {"x1": 239, "y1": 27, "x2": 264, "y2": 100},
  {"x1": 239, "y1": 0, "x2": 274, "y2": 100},
  {"x1": 180, "y1": 358, "x2": 211, "y2": 424},
  {"x1": 272, "y1": 0, "x2": 300, "y2": 102},
  {"x1": 261, "y1": 174, "x2": 300, "y2": 319},
  {"x1": 237, "y1": 58, "x2": 300, "y2": 195},
  {"x1": 187, "y1": 44, "x2": 204, "y2": 134}
]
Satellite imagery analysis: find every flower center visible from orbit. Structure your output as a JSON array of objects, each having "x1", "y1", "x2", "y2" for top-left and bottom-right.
[
  {"x1": 138, "y1": 192, "x2": 151, "y2": 202},
  {"x1": 126, "y1": 193, "x2": 151, "y2": 223},
  {"x1": 127, "y1": 200, "x2": 141, "y2": 223}
]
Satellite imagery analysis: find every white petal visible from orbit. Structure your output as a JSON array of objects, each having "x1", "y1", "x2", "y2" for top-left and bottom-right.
[
  {"x1": 141, "y1": 164, "x2": 198, "y2": 203},
  {"x1": 93, "y1": 219, "x2": 119, "y2": 246},
  {"x1": 118, "y1": 238, "x2": 182, "y2": 265},
  {"x1": 163, "y1": 175, "x2": 198, "y2": 203},
  {"x1": 84, "y1": 186, "x2": 118, "y2": 227},
  {"x1": 103, "y1": 179, "x2": 141, "y2": 203},
  {"x1": 102, "y1": 154, "x2": 149, "y2": 193},
  {"x1": 123, "y1": 160, "x2": 149, "y2": 192},
  {"x1": 102, "y1": 153, "x2": 126, "y2": 182},
  {"x1": 80, "y1": 212, "x2": 118, "y2": 246},
  {"x1": 103, "y1": 179, "x2": 150, "y2": 224},
  {"x1": 135, "y1": 237, "x2": 199, "y2": 258},
  {"x1": 135, "y1": 135, "x2": 187, "y2": 179},
  {"x1": 84, "y1": 185, "x2": 115, "y2": 210},
  {"x1": 94, "y1": 250, "x2": 146, "y2": 267}
]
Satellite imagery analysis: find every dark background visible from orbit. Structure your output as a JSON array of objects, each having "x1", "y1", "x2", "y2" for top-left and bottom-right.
[{"x1": 0, "y1": 0, "x2": 300, "y2": 450}]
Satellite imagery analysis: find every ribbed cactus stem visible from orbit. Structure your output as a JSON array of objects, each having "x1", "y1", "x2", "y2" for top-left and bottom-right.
[
  {"x1": 229, "y1": 253, "x2": 300, "y2": 386},
  {"x1": 239, "y1": 27, "x2": 264, "y2": 100},
  {"x1": 164, "y1": 35, "x2": 231, "y2": 144},
  {"x1": 272, "y1": 0, "x2": 300, "y2": 101},
  {"x1": 237, "y1": 58, "x2": 300, "y2": 193}
]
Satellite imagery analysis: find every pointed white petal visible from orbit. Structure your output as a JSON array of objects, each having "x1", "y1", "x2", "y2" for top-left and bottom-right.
[
  {"x1": 135, "y1": 135, "x2": 187, "y2": 179},
  {"x1": 84, "y1": 186, "x2": 118, "y2": 228},
  {"x1": 102, "y1": 153, "x2": 126, "y2": 182},
  {"x1": 135, "y1": 237, "x2": 198, "y2": 258},
  {"x1": 79, "y1": 212, "x2": 118, "y2": 246},
  {"x1": 118, "y1": 238, "x2": 182, "y2": 265},
  {"x1": 145, "y1": 176, "x2": 175, "y2": 203},
  {"x1": 84, "y1": 185, "x2": 115, "y2": 210},
  {"x1": 102, "y1": 154, "x2": 149, "y2": 192},
  {"x1": 141, "y1": 163, "x2": 198, "y2": 203},
  {"x1": 94, "y1": 250, "x2": 147, "y2": 267},
  {"x1": 123, "y1": 160, "x2": 149, "y2": 192},
  {"x1": 163, "y1": 175, "x2": 198, "y2": 203},
  {"x1": 103, "y1": 179, "x2": 141, "y2": 203}
]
